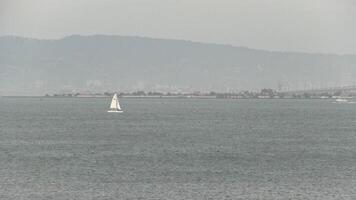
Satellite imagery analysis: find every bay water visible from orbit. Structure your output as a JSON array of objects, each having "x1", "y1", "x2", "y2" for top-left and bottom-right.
[{"x1": 1, "y1": 98, "x2": 356, "y2": 199}]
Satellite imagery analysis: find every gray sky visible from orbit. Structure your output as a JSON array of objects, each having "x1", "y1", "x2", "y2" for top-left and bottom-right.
[{"x1": 1, "y1": 0, "x2": 356, "y2": 54}]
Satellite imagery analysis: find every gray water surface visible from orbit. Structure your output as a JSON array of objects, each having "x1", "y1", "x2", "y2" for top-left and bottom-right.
[{"x1": 1, "y1": 98, "x2": 356, "y2": 199}]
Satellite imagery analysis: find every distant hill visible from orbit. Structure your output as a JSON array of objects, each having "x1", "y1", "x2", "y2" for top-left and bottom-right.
[{"x1": 1, "y1": 35, "x2": 356, "y2": 95}]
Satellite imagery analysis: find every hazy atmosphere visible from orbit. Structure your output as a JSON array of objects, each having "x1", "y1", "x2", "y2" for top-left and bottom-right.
[
  {"x1": 3, "y1": 1, "x2": 356, "y2": 200},
  {"x1": 1, "y1": 0, "x2": 356, "y2": 96},
  {"x1": 1, "y1": 0, "x2": 356, "y2": 54}
]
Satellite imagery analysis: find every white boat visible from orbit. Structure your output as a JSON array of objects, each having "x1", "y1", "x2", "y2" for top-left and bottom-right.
[
  {"x1": 107, "y1": 93, "x2": 123, "y2": 113},
  {"x1": 335, "y1": 98, "x2": 348, "y2": 103}
]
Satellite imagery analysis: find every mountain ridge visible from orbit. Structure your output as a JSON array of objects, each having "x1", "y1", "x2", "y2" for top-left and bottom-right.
[
  {"x1": 3, "y1": 34, "x2": 354, "y2": 56},
  {"x1": 1, "y1": 35, "x2": 356, "y2": 95}
]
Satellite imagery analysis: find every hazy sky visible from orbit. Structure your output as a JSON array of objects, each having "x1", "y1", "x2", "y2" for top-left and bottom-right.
[{"x1": 1, "y1": 0, "x2": 356, "y2": 54}]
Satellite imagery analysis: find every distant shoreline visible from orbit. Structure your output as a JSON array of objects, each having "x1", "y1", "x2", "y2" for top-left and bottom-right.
[{"x1": 1, "y1": 95, "x2": 352, "y2": 100}]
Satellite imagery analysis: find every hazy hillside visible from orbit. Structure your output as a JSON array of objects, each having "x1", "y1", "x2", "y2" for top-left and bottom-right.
[{"x1": 1, "y1": 35, "x2": 356, "y2": 95}]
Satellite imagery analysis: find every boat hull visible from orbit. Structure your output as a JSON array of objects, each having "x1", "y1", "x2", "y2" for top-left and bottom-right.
[{"x1": 107, "y1": 110, "x2": 123, "y2": 113}]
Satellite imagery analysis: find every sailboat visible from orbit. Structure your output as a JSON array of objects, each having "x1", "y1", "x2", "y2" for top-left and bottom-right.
[{"x1": 107, "y1": 93, "x2": 123, "y2": 113}]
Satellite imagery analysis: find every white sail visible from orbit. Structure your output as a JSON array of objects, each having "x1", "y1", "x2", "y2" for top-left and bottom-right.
[
  {"x1": 110, "y1": 94, "x2": 118, "y2": 109},
  {"x1": 108, "y1": 93, "x2": 123, "y2": 112},
  {"x1": 116, "y1": 99, "x2": 121, "y2": 110}
]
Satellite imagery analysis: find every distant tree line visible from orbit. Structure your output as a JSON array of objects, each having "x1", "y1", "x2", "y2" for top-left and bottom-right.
[{"x1": 45, "y1": 88, "x2": 355, "y2": 99}]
